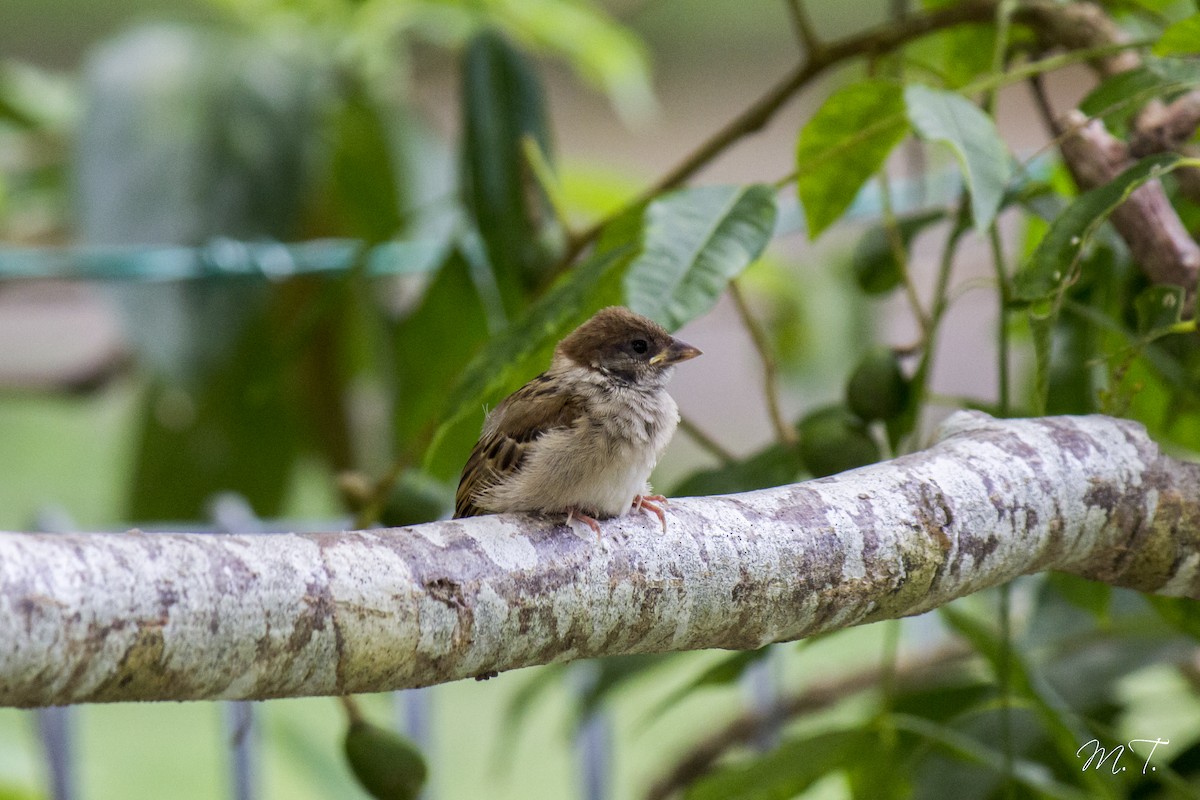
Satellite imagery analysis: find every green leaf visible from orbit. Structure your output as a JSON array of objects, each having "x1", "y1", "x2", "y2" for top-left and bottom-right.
[
  {"x1": 1045, "y1": 573, "x2": 1111, "y2": 620},
  {"x1": 671, "y1": 442, "x2": 802, "y2": 497},
  {"x1": 890, "y1": 714, "x2": 1093, "y2": 800},
  {"x1": 798, "y1": 405, "x2": 880, "y2": 478},
  {"x1": 1045, "y1": 303, "x2": 1099, "y2": 416},
  {"x1": 343, "y1": 719, "x2": 427, "y2": 800},
  {"x1": 1154, "y1": 13, "x2": 1200, "y2": 57},
  {"x1": 851, "y1": 208, "x2": 945, "y2": 295},
  {"x1": 1144, "y1": 595, "x2": 1200, "y2": 641},
  {"x1": 578, "y1": 653, "x2": 673, "y2": 717},
  {"x1": 461, "y1": 30, "x2": 557, "y2": 309},
  {"x1": 938, "y1": 604, "x2": 1114, "y2": 798},
  {"x1": 642, "y1": 647, "x2": 771, "y2": 723},
  {"x1": 796, "y1": 79, "x2": 910, "y2": 238},
  {"x1": 330, "y1": 84, "x2": 404, "y2": 242},
  {"x1": 491, "y1": 0, "x2": 655, "y2": 123},
  {"x1": 1029, "y1": 300, "x2": 1055, "y2": 416},
  {"x1": 127, "y1": 289, "x2": 301, "y2": 520},
  {"x1": 1134, "y1": 284, "x2": 1186, "y2": 339},
  {"x1": 393, "y1": 253, "x2": 489, "y2": 448},
  {"x1": 1080, "y1": 60, "x2": 1200, "y2": 128},
  {"x1": 624, "y1": 184, "x2": 777, "y2": 329},
  {"x1": 1014, "y1": 154, "x2": 1184, "y2": 302},
  {"x1": 686, "y1": 729, "x2": 874, "y2": 800},
  {"x1": 904, "y1": 84, "x2": 1011, "y2": 232}
]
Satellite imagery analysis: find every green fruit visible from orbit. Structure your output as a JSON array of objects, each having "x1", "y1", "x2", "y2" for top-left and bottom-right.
[
  {"x1": 380, "y1": 470, "x2": 454, "y2": 527},
  {"x1": 845, "y1": 346, "x2": 909, "y2": 422},
  {"x1": 344, "y1": 719, "x2": 427, "y2": 800},
  {"x1": 798, "y1": 405, "x2": 880, "y2": 478}
]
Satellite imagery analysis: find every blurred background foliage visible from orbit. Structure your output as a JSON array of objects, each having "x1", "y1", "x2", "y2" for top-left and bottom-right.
[{"x1": 2, "y1": 0, "x2": 1200, "y2": 798}]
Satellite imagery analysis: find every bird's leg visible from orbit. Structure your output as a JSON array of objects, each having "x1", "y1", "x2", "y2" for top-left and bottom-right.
[
  {"x1": 566, "y1": 507, "x2": 603, "y2": 537},
  {"x1": 633, "y1": 494, "x2": 668, "y2": 531}
]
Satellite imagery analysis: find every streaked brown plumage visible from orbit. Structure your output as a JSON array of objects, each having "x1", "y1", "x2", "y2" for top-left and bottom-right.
[{"x1": 454, "y1": 306, "x2": 701, "y2": 532}]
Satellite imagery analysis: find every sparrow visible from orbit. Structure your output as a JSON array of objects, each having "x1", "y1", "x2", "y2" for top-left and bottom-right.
[{"x1": 454, "y1": 306, "x2": 701, "y2": 533}]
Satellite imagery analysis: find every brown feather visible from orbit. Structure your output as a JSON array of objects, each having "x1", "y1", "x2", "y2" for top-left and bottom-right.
[{"x1": 453, "y1": 373, "x2": 586, "y2": 518}]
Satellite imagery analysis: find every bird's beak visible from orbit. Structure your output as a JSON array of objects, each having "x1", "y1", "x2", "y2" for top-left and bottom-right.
[{"x1": 651, "y1": 338, "x2": 703, "y2": 366}]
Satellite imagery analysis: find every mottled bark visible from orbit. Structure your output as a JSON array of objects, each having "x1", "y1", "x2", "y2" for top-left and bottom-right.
[
  {"x1": 1020, "y1": 0, "x2": 1200, "y2": 300},
  {"x1": 2, "y1": 412, "x2": 1198, "y2": 708}
]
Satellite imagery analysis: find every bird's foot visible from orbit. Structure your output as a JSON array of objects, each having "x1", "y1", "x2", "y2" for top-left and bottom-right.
[
  {"x1": 633, "y1": 494, "x2": 668, "y2": 531},
  {"x1": 566, "y1": 508, "x2": 603, "y2": 538}
]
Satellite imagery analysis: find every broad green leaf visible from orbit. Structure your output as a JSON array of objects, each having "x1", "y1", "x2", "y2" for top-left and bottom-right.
[
  {"x1": 891, "y1": 715, "x2": 1092, "y2": 800},
  {"x1": 491, "y1": 0, "x2": 655, "y2": 124},
  {"x1": 906, "y1": 23, "x2": 998, "y2": 90},
  {"x1": 686, "y1": 729, "x2": 874, "y2": 800},
  {"x1": 1014, "y1": 153, "x2": 1184, "y2": 302},
  {"x1": 127, "y1": 291, "x2": 301, "y2": 520},
  {"x1": 1080, "y1": 60, "x2": 1200, "y2": 128},
  {"x1": 938, "y1": 605, "x2": 1113, "y2": 798},
  {"x1": 578, "y1": 653, "x2": 673, "y2": 717},
  {"x1": 625, "y1": 184, "x2": 777, "y2": 329},
  {"x1": 904, "y1": 84, "x2": 1011, "y2": 232},
  {"x1": 1029, "y1": 300, "x2": 1055, "y2": 415},
  {"x1": 671, "y1": 442, "x2": 802, "y2": 497},
  {"x1": 641, "y1": 648, "x2": 771, "y2": 724},
  {"x1": 796, "y1": 79, "x2": 910, "y2": 238},
  {"x1": 344, "y1": 719, "x2": 426, "y2": 800},
  {"x1": 1154, "y1": 13, "x2": 1200, "y2": 56},
  {"x1": 461, "y1": 30, "x2": 557, "y2": 310},
  {"x1": 1045, "y1": 311, "x2": 1098, "y2": 416},
  {"x1": 1045, "y1": 573, "x2": 1111, "y2": 620},
  {"x1": 892, "y1": 681, "x2": 995, "y2": 725},
  {"x1": 1134, "y1": 284, "x2": 1186, "y2": 339},
  {"x1": 330, "y1": 84, "x2": 404, "y2": 242},
  {"x1": 1144, "y1": 595, "x2": 1200, "y2": 641},
  {"x1": 851, "y1": 209, "x2": 945, "y2": 295},
  {"x1": 393, "y1": 253, "x2": 489, "y2": 447}
]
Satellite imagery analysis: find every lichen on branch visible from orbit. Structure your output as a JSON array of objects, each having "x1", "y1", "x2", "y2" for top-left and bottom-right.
[{"x1": 1, "y1": 412, "x2": 1197, "y2": 708}]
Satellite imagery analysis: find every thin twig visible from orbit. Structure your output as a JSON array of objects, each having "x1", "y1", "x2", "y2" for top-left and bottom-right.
[
  {"x1": 1027, "y1": 70, "x2": 1063, "y2": 138},
  {"x1": 878, "y1": 171, "x2": 932, "y2": 336},
  {"x1": 339, "y1": 693, "x2": 364, "y2": 724},
  {"x1": 554, "y1": 0, "x2": 1004, "y2": 273},
  {"x1": 728, "y1": 281, "x2": 796, "y2": 446},
  {"x1": 784, "y1": 0, "x2": 823, "y2": 56},
  {"x1": 989, "y1": 225, "x2": 1011, "y2": 417},
  {"x1": 677, "y1": 416, "x2": 737, "y2": 465}
]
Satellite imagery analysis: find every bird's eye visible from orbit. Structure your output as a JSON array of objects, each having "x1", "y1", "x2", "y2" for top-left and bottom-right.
[{"x1": 631, "y1": 339, "x2": 649, "y2": 354}]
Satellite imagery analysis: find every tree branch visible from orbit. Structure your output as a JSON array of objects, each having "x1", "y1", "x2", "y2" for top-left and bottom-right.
[
  {"x1": 1017, "y1": 0, "x2": 1200, "y2": 300},
  {"x1": 559, "y1": 0, "x2": 1002, "y2": 266},
  {"x1": 1058, "y1": 110, "x2": 1200, "y2": 299},
  {"x1": 1, "y1": 413, "x2": 1197, "y2": 708}
]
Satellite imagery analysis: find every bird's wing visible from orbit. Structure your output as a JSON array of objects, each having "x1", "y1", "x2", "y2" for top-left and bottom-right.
[{"x1": 454, "y1": 373, "x2": 586, "y2": 518}]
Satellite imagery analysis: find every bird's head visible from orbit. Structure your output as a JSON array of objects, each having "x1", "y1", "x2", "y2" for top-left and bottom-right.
[{"x1": 556, "y1": 307, "x2": 702, "y2": 386}]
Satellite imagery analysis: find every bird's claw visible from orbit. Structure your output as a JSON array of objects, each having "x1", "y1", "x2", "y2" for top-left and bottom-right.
[
  {"x1": 633, "y1": 494, "x2": 668, "y2": 531},
  {"x1": 567, "y1": 508, "x2": 603, "y2": 539}
]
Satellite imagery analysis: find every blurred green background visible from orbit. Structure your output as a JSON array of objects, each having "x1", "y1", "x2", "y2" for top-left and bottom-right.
[{"x1": 3, "y1": 0, "x2": 1200, "y2": 798}]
